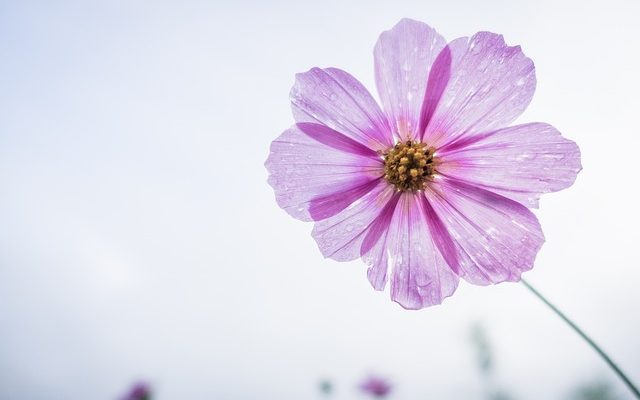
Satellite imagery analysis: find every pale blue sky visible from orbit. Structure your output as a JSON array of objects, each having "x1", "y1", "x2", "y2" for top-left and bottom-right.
[{"x1": 1, "y1": 1, "x2": 639, "y2": 399}]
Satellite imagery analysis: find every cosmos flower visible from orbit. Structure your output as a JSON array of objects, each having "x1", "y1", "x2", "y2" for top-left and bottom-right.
[
  {"x1": 360, "y1": 375, "x2": 392, "y2": 398},
  {"x1": 265, "y1": 19, "x2": 581, "y2": 309}
]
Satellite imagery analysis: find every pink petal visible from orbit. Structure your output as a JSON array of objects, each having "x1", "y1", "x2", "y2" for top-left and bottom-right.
[
  {"x1": 291, "y1": 67, "x2": 393, "y2": 151},
  {"x1": 310, "y1": 178, "x2": 382, "y2": 221},
  {"x1": 265, "y1": 124, "x2": 383, "y2": 222},
  {"x1": 374, "y1": 18, "x2": 447, "y2": 141},
  {"x1": 298, "y1": 122, "x2": 381, "y2": 159},
  {"x1": 437, "y1": 123, "x2": 582, "y2": 208},
  {"x1": 425, "y1": 179, "x2": 545, "y2": 285},
  {"x1": 362, "y1": 193, "x2": 460, "y2": 309},
  {"x1": 362, "y1": 195, "x2": 400, "y2": 291},
  {"x1": 423, "y1": 33, "x2": 536, "y2": 148},
  {"x1": 312, "y1": 181, "x2": 395, "y2": 262}
]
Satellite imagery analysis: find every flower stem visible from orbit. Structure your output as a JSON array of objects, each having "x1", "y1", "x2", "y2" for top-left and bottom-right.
[{"x1": 521, "y1": 279, "x2": 640, "y2": 399}]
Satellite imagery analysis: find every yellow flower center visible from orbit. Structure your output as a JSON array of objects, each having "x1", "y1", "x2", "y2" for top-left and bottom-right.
[{"x1": 383, "y1": 140, "x2": 437, "y2": 192}]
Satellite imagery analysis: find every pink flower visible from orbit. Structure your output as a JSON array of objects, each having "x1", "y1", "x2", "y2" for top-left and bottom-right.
[
  {"x1": 265, "y1": 19, "x2": 581, "y2": 309},
  {"x1": 120, "y1": 382, "x2": 151, "y2": 400},
  {"x1": 360, "y1": 376, "x2": 392, "y2": 398}
]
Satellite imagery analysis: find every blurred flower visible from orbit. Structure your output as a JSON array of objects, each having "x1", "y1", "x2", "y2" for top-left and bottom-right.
[
  {"x1": 120, "y1": 382, "x2": 151, "y2": 400},
  {"x1": 360, "y1": 375, "x2": 392, "y2": 398},
  {"x1": 265, "y1": 18, "x2": 581, "y2": 309}
]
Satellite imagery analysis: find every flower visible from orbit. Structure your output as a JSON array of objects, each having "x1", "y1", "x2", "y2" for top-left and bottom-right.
[
  {"x1": 120, "y1": 382, "x2": 151, "y2": 400},
  {"x1": 265, "y1": 19, "x2": 581, "y2": 309},
  {"x1": 360, "y1": 375, "x2": 392, "y2": 397}
]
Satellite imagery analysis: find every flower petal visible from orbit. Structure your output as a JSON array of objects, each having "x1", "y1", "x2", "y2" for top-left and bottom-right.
[
  {"x1": 265, "y1": 124, "x2": 383, "y2": 222},
  {"x1": 374, "y1": 18, "x2": 448, "y2": 141},
  {"x1": 362, "y1": 193, "x2": 460, "y2": 309},
  {"x1": 312, "y1": 181, "x2": 396, "y2": 262},
  {"x1": 425, "y1": 179, "x2": 545, "y2": 285},
  {"x1": 290, "y1": 67, "x2": 393, "y2": 151},
  {"x1": 423, "y1": 33, "x2": 536, "y2": 148},
  {"x1": 437, "y1": 123, "x2": 582, "y2": 208}
]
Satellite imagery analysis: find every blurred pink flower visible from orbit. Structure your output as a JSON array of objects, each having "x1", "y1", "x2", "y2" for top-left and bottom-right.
[
  {"x1": 360, "y1": 376, "x2": 392, "y2": 398},
  {"x1": 265, "y1": 19, "x2": 581, "y2": 309},
  {"x1": 120, "y1": 382, "x2": 151, "y2": 400}
]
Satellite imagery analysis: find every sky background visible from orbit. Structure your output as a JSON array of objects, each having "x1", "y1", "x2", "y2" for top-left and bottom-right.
[{"x1": 1, "y1": 0, "x2": 639, "y2": 399}]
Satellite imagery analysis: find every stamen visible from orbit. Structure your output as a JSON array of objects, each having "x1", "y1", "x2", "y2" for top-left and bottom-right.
[{"x1": 382, "y1": 140, "x2": 436, "y2": 192}]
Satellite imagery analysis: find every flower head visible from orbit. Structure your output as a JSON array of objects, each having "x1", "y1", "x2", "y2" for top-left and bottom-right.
[
  {"x1": 265, "y1": 19, "x2": 581, "y2": 309},
  {"x1": 360, "y1": 375, "x2": 392, "y2": 398}
]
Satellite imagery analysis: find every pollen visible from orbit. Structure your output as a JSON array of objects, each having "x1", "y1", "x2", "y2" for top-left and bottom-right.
[{"x1": 382, "y1": 140, "x2": 437, "y2": 192}]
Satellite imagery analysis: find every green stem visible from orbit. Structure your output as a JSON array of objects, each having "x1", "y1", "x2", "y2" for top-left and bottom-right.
[{"x1": 521, "y1": 279, "x2": 640, "y2": 399}]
